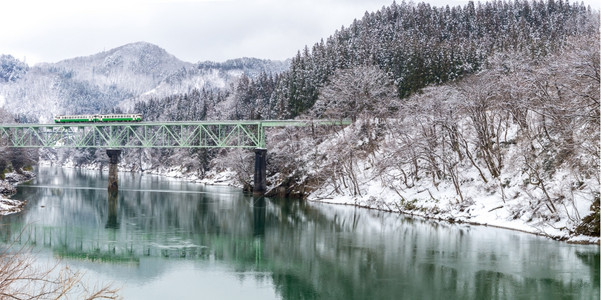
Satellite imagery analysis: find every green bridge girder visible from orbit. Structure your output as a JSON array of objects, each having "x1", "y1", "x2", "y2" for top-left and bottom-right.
[{"x1": 0, "y1": 120, "x2": 350, "y2": 149}]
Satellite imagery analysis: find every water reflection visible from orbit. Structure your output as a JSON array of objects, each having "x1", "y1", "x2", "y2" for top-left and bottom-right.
[
  {"x1": 253, "y1": 196, "x2": 266, "y2": 237},
  {"x1": 106, "y1": 190, "x2": 119, "y2": 229},
  {"x1": 0, "y1": 166, "x2": 598, "y2": 300}
]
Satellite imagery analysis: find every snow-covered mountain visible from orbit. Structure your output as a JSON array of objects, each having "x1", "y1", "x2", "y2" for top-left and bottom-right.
[
  {"x1": 120, "y1": 57, "x2": 289, "y2": 110},
  {"x1": 0, "y1": 42, "x2": 288, "y2": 123},
  {"x1": 51, "y1": 41, "x2": 193, "y2": 94}
]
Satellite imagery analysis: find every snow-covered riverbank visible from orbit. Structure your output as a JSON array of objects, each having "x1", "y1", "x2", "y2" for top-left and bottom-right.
[
  {"x1": 308, "y1": 174, "x2": 601, "y2": 245},
  {"x1": 301, "y1": 119, "x2": 600, "y2": 245},
  {"x1": 0, "y1": 171, "x2": 34, "y2": 215},
  {"x1": 39, "y1": 159, "x2": 242, "y2": 188}
]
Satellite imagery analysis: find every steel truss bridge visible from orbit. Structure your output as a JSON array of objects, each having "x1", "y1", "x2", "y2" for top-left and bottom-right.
[{"x1": 0, "y1": 120, "x2": 350, "y2": 149}]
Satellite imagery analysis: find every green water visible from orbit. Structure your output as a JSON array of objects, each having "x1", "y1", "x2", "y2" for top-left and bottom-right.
[{"x1": 1, "y1": 166, "x2": 598, "y2": 299}]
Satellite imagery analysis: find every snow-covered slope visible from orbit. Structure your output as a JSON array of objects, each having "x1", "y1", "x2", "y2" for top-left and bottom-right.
[
  {"x1": 306, "y1": 119, "x2": 599, "y2": 244},
  {"x1": 51, "y1": 41, "x2": 193, "y2": 94},
  {"x1": 119, "y1": 57, "x2": 289, "y2": 110}
]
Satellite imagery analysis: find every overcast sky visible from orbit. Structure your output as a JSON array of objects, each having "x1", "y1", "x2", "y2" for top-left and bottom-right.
[{"x1": 2, "y1": 0, "x2": 599, "y2": 65}]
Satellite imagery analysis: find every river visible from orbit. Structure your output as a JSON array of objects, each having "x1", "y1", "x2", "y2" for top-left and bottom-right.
[{"x1": 0, "y1": 166, "x2": 598, "y2": 299}]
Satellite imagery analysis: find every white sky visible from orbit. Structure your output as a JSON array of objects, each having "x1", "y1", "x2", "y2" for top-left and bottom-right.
[{"x1": 1, "y1": 0, "x2": 599, "y2": 65}]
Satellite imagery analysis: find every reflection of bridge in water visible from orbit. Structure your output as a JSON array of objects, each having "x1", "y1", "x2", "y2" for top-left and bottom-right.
[
  {"x1": 0, "y1": 120, "x2": 349, "y2": 194},
  {"x1": 11, "y1": 195, "x2": 269, "y2": 265},
  {"x1": 1, "y1": 183, "x2": 374, "y2": 298}
]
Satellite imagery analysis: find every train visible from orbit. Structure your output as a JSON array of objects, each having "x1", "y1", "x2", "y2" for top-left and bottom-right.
[{"x1": 54, "y1": 114, "x2": 143, "y2": 123}]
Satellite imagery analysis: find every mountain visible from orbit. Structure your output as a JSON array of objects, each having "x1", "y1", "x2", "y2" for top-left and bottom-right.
[
  {"x1": 51, "y1": 41, "x2": 193, "y2": 94},
  {"x1": 0, "y1": 42, "x2": 288, "y2": 123}
]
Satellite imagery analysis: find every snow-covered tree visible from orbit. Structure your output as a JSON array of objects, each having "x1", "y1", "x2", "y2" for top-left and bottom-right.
[
  {"x1": 311, "y1": 65, "x2": 398, "y2": 121},
  {"x1": 0, "y1": 55, "x2": 28, "y2": 82}
]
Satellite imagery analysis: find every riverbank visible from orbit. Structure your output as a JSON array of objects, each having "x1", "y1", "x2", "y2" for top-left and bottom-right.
[
  {"x1": 306, "y1": 153, "x2": 601, "y2": 245},
  {"x1": 313, "y1": 197, "x2": 601, "y2": 245},
  {"x1": 0, "y1": 171, "x2": 35, "y2": 215},
  {"x1": 39, "y1": 160, "x2": 241, "y2": 188}
]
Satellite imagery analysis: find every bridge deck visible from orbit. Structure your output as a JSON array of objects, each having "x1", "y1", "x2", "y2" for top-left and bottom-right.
[{"x1": 0, "y1": 119, "x2": 350, "y2": 149}]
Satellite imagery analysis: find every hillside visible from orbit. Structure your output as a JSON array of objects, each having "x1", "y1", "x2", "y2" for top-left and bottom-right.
[{"x1": 246, "y1": 0, "x2": 599, "y2": 120}]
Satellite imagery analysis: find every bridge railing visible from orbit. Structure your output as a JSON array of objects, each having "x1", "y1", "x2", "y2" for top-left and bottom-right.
[{"x1": 0, "y1": 120, "x2": 350, "y2": 149}]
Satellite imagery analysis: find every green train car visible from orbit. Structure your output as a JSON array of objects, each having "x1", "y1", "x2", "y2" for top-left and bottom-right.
[{"x1": 54, "y1": 114, "x2": 143, "y2": 123}]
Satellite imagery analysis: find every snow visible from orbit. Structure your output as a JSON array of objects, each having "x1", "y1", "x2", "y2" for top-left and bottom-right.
[
  {"x1": 568, "y1": 234, "x2": 601, "y2": 244},
  {"x1": 0, "y1": 198, "x2": 26, "y2": 216}
]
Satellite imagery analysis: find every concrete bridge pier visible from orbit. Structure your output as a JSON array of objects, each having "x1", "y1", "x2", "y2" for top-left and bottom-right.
[
  {"x1": 253, "y1": 148, "x2": 267, "y2": 195},
  {"x1": 106, "y1": 149, "x2": 121, "y2": 194}
]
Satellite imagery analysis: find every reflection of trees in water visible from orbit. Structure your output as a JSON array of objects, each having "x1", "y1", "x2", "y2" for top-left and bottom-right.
[
  {"x1": 262, "y1": 200, "x2": 600, "y2": 300},
  {"x1": 0, "y1": 167, "x2": 598, "y2": 300},
  {"x1": 576, "y1": 251, "x2": 600, "y2": 287}
]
